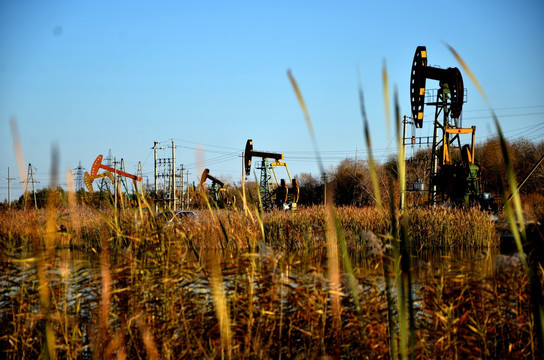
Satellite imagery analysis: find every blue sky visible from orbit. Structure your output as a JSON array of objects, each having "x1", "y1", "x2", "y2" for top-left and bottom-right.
[{"x1": 1, "y1": 1, "x2": 543, "y2": 201}]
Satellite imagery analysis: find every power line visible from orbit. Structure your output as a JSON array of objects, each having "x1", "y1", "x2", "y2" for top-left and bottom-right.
[
  {"x1": 463, "y1": 105, "x2": 544, "y2": 113},
  {"x1": 463, "y1": 112, "x2": 544, "y2": 121}
]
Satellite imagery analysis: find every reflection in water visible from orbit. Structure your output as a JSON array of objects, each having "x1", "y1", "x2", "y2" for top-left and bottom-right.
[
  {"x1": 0, "y1": 246, "x2": 506, "y2": 312},
  {"x1": 410, "y1": 247, "x2": 499, "y2": 279},
  {"x1": 0, "y1": 245, "x2": 531, "y2": 358}
]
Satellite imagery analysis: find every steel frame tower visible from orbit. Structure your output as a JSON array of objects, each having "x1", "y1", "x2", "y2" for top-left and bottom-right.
[
  {"x1": 74, "y1": 161, "x2": 86, "y2": 191},
  {"x1": 410, "y1": 46, "x2": 476, "y2": 206},
  {"x1": 256, "y1": 158, "x2": 274, "y2": 209}
]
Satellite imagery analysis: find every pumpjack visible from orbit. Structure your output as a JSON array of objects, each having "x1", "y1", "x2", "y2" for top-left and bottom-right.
[
  {"x1": 244, "y1": 139, "x2": 299, "y2": 210},
  {"x1": 199, "y1": 168, "x2": 230, "y2": 207},
  {"x1": 84, "y1": 154, "x2": 142, "y2": 201},
  {"x1": 409, "y1": 46, "x2": 482, "y2": 206}
]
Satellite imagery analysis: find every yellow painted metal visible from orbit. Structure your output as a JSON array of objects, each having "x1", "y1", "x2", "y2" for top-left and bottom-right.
[
  {"x1": 84, "y1": 170, "x2": 115, "y2": 193},
  {"x1": 471, "y1": 126, "x2": 476, "y2": 164},
  {"x1": 464, "y1": 146, "x2": 472, "y2": 163},
  {"x1": 104, "y1": 171, "x2": 114, "y2": 183},
  {"x1": 84, "y1": 172, "x2": 94, "y2": 193},
  {"x1": 270, "y1": 161, "x2": 292, "y2": 186},
  {"x1": 442, "y1": 131, "x2": 450, "y2": 165},
  {"x1": 445, "y1": 127, "x2": 474, "y2": 135}
]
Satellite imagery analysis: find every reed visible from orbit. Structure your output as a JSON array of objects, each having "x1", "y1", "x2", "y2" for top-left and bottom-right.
[
  {"x1": 2, "y1": 238, "x2": 539, "y2": 358},
  {"x1": 1, "y1": 47, "x2": 541, "y2": 359},
  {"x1": 448, "y1": 43, "x2": 544, "y2": 356},
  {"x1": 0, "y1": 205, "x2": 499, "y2": 252}
]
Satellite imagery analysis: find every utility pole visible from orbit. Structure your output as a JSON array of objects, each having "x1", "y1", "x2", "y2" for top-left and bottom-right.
[
  {"x1": 322, "y1": 172, "x2": 327, "y2": 206},
  {"x1": 23, "y1": 166, "x2": 29, "y2": 209},
  {"x1": 114, "y1": 157, "x2": 118, "y2": 210},
  {"x1": 31, "y1": 165, "x2": 37, "y2": 209},
  {"x1": 137, "y1": 161, "x2": 143, "y2": 196},
  {"x1": 400, "y1": 115, "x2": 407, "y2": 211},
  {"x1": 242, "y1": 152, "x2": 245, "y2": 211},
  {"x1": 152, "y1": 141, "x2": 163, "y2": 212},
  {"x1": 24, "y1": 164, "x2": 38, "y2": 209},
  {"x1": 186, "y1": 170, "x2": 190, "y2": 208},
  {"x1": 7, "y1": 167, "x2": 15, "y2": 208},
  {"x1": 99, "y1": 149, "x2": 113, "y2": 193},
  {"x1": 166, "y1": 163, "x2": 171, "y2": 203},
  {"x1": 121, "y1": 158, "x2": 126, "y2": 208},
  {"x1": 180, "y1": 164, "x2": 185, "y2": 210},
  {"x1": 171, "y1": 140, "x2": 176, "y2": 210}
]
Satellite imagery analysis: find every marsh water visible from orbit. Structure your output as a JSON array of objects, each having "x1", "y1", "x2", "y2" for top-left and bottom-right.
[
  {"x1": 2, "y1": 244, "x2": 529, "y2": 358},
  {"x1": 0, "y1": 246, "x2": 505, "y2": 314}
]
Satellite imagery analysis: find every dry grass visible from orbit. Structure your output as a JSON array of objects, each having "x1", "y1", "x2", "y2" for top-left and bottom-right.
[
  {"x1": 2, "y1": 44, "x2": 541, "y2": 360},
  {"x1": 0, "y1": 202, "x2": 520, "y2": 358},
  {"x1": 0, "y1": 235, "x2": 539, "y2": 359},
  {"x1": 0, "y1": 205, "x2": 499, "y2": 253}
]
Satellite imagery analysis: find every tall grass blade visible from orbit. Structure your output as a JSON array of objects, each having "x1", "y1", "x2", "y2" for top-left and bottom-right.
[
  {"x1": 357, "y1": 65, "x2": 398, "y2": 358},
  {"x1": 447, "y1": 43, "x2": 543, "y2": 355},
  {"x1": 357, "y1": 68, "x2": 382, "y2": 208},
  {"x1": 45, "y1": 144, "x2": 59, "y2": 250},
  {"x1": 288, "y1": 69, "x2": 347, "y2": 338},
  {"x1": 383, "y1": 62, "x2": 408, "y2": 360},
  {"x1": 240, "y1": 172, "x2": 254, "y2": 221},
  {"x1": 395, "y1": 87, "x2": 415, "y2": 358},
  {"x1": 446, "y1": 44, "x2": 487, "y2": 103},
  {"x1": 208, "y1": 254, "x2": 232, "y2": 359},
  {"x1": 252, "y1": 171, "x2": 266, "y2": 243},
  {"x1": 324, "y1": 202, "x2": 342, "y2": 332},
  {"x1": 383, "y1": 60, "x2": 391, "y2": 138},
  {"x1": 446, "y1": 44, "x2": 526, "y2": 258},
  {"x1": 287, "y1": 69, "x2": 324, "y2": 175},
  {"x1": 9, "y1": 117, "x2": 28, "y2": 186}
]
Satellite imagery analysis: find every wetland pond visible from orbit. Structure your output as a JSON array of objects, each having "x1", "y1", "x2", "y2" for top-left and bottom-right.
[{"x1": 0, "y1": 245, "x2": 533, "y2": 359}]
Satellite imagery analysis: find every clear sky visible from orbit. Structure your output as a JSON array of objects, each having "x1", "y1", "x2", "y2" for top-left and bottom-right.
[{"x1": 1, "y1": 0, "x2": 543, "y2": 201}]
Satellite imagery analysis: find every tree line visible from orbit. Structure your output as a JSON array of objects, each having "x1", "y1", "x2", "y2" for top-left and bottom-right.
[
  {"x1": 2, "y1": 137, "x2": 542, "y2": 211},
  {"x1": 293, "y1": 137, "x2": 544, "y2": 207}
]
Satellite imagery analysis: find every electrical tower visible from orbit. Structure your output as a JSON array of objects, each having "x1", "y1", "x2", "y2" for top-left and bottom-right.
[
  {"x1": 6, "y1": 167, "x2": 16, "y2": 208},
  {"x1": 153, "y1": 141, "x2": 183, "y2": 210},
  {"x1": 22, "y1": 163, "x2": 39, "y2": 209},
  {"x1": 98, "y1": 149, "x2": 114, "y2": 193},
  {"x1": 256, "y1": 158, "x2": 274, "y2": 208},
  {"x1": 74, "y1": 161, "x2": 86, "y2": 191}
]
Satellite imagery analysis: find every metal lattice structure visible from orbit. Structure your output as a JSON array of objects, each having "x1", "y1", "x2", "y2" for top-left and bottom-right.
[
  {"x1": 409, "y1": 46, "x2": 479, "y2": 206},
  {"x1": 73, "y1": 161, "x2": 86, "y2": 191},
  {"x1": 244, "y1": 139, "x2": 297, "y2": 210}
]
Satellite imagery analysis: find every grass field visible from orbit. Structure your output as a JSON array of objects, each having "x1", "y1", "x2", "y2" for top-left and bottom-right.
[
  {"x1": 0, "y1": 205, "x2": 500, "y2": 253},
  {"x1": 1, "y1": 203, "x2": 541, "y2": 359},
  {"x1": 2, "y1": 45, "x2": 542, "y2": 359}
]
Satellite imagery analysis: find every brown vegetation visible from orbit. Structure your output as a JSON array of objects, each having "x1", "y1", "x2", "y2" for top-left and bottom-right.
[
  {"x1": 0, "y1": 205, "x2": 500, "y2": 253},
  {"x1": 0, "y1": 220, "x2": 539, "y2": 359}
]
